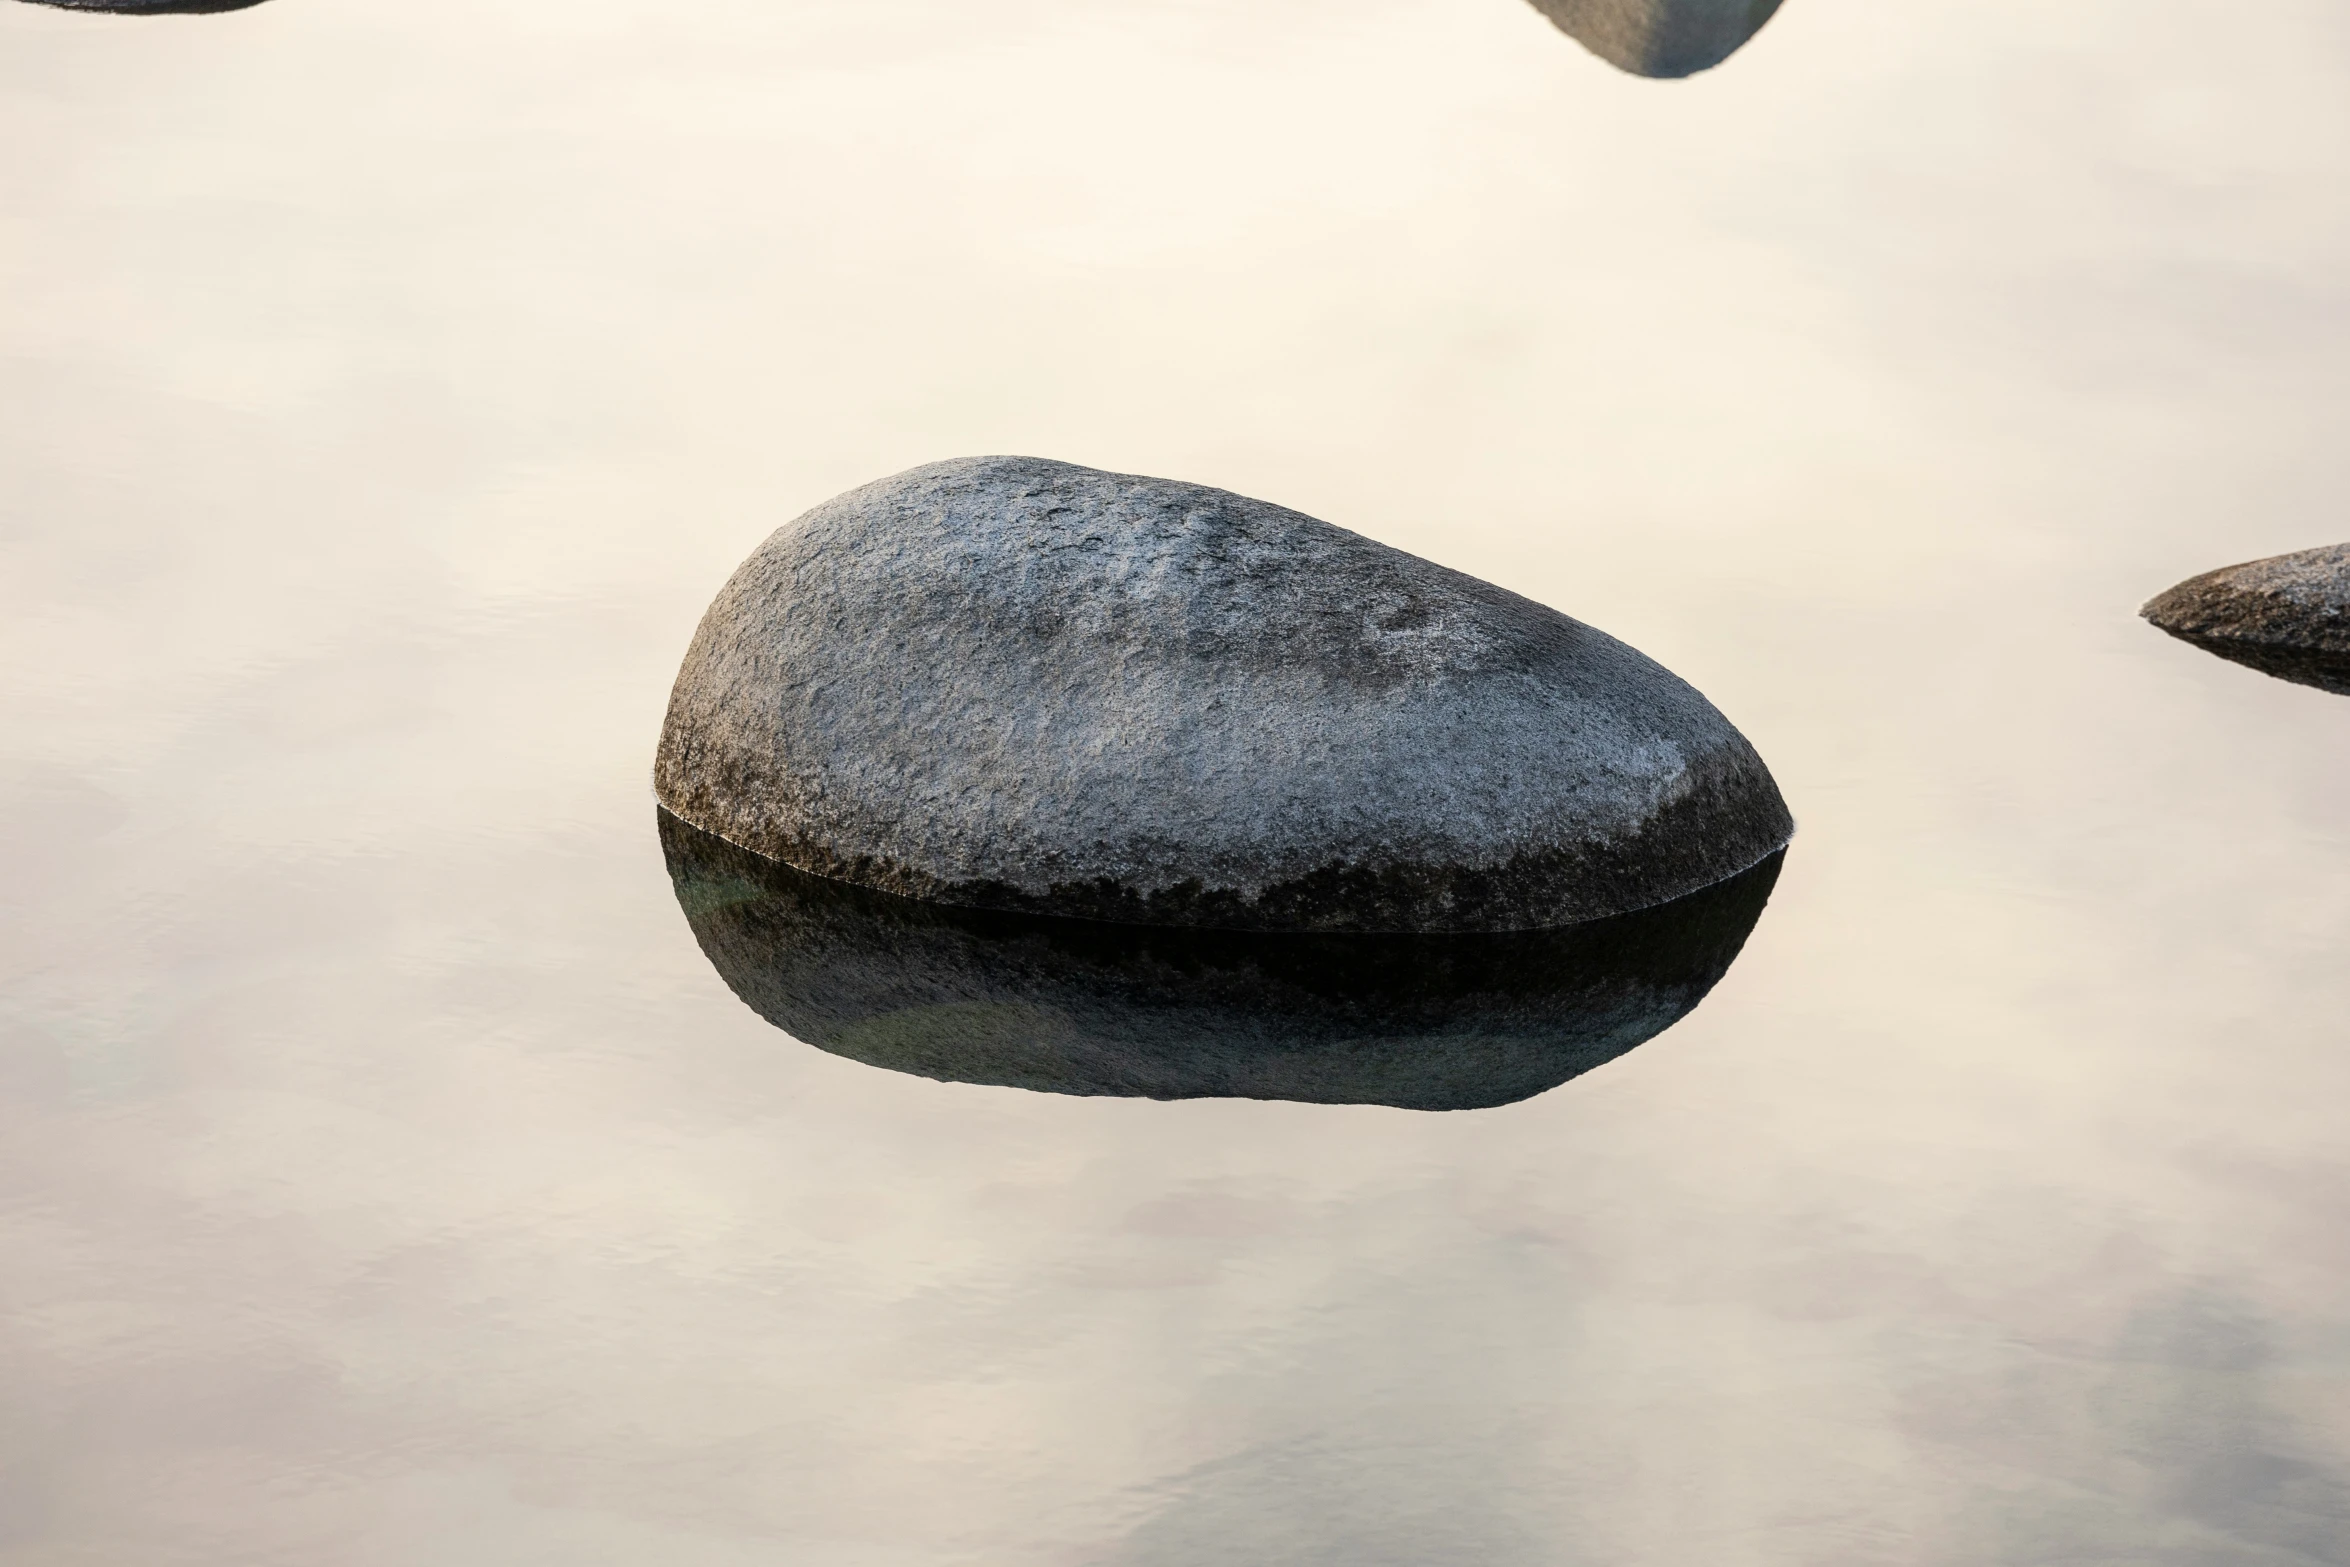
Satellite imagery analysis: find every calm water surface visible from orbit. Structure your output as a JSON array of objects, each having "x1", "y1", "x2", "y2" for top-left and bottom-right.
[{"x1": 5, "y1": 1, "x2": 2350, "y2": 1562}]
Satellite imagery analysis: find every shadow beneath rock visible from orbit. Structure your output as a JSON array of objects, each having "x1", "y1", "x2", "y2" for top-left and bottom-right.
[
  {"x1": 661, "y1": 808, "x2": 1781, "y2": 1111},
  {"x1": 1526, "y1": 0, "x2": 1786, "y2": 78}
]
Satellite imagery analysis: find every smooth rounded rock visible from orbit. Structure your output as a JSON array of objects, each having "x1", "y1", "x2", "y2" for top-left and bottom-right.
[
  {"x1": 1525, "y1": 0, "x2": 1786, "y2": 78},
  {"x1": 19, "y1": 0, "x2": 273, "y2": 11},
  {"x1": 661, "y1": 808, "x2": 1783, "y2": 1112},
  {"x1": 2142, "y1": 544, "x2": 2350, "y2": 697},
  {"x1": 657, "y1": 456, "x2": 1792, "y2": 933}
]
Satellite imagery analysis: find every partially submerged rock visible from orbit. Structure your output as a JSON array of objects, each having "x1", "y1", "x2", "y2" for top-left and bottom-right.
[
  {"x1": 18, "y1": 0, "x2": 273, "y2": 11},
  {"x1": 662, "y1": 808, "x2": 1781, "y2": 1111},
  {"x1": 657, "y1": 456, "x2": 1791, "y2": 933},
  {"x1": 1525, "y1": 0, "x2": 1785, "y2": 78},
  {"x1": 2142, "y1": 544, "x2": 2350, "y2": 697}
]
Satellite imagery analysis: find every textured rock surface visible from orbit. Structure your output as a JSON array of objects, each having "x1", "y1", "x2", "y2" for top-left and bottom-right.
[
  {"x1": 19, "y1": 0, "x2": 272, "y2": 11},
  {"x1": 2142, "y1": 544, "x2": 2350, "y2": 697},
  {"x1": 662, "y1": 808, "x2": 1781, "y2": 1111},
  {"x1": 658, "y1": 456, "x2": 1791, "y2": 933},
  {"x1": 1525, "y1": 0, "x2": 1785, "y2": 78}
]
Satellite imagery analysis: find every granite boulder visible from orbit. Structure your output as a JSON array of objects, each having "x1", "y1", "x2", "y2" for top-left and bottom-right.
[{"x1": 657, "y1": 456, "x2": 1792, "y2": 933}]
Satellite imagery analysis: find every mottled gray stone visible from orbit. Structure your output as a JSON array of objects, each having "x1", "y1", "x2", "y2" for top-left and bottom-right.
[
  {"x1": 662, "y1": 808, "x2": 1782, "y2": 1111},
  {"x1": 1526, "y1": 0, "x2": 1785, "y2": 77},
  {"x1": 17, "y1": 0, "x2": 272, "y2": 10},
  {"x1": 2142, "y1": 544, "x2": 2350, "y2": 697},
  {"x1": 657, "y1": 456, "x2": 1791, "y2": 933}
]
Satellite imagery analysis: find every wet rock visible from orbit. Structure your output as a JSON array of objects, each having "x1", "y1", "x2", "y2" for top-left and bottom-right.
[
  {"x1": 1526, "y1": 0, "x2": 1785, "y2": 78},
  {"x1": 18, "y1": 0, "x2": 273, "y2": 11},
  {"x1": 657, "y1": 456, "x2": 1791, "y2": 933},
  {"x1": 2142, "y1": 544, "x2": 2350, "y2": 697},
  {"x1": 661, "y1": 808, "x2": 1782, "y2": 1111}
]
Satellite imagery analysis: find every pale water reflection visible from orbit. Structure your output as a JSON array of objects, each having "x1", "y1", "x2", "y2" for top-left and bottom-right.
[
  {"x1": 6, "y1": 1, "x2": 2350, "y2": 1564},
  {"x1": 662, "y1": 811, "x2": 1781, "y2": 1111}
]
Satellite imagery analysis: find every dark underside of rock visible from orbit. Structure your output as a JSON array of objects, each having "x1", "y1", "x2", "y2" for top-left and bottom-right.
[
  {"x1": 2142, "y1": 544, "x2": 2350, "y2": 697},
  {"x1": 662, "y1": 808, "x2": 1781, "y2": 1111},
  {"x1": 20, "y1": 0, "x2": 272, "y2": 11},
  {"x1": 657, "y1": 456, "x2": 1792, "y2": 934},
  {"x1": 1524, "y1": 0, "x2": 1785, "y2": 77}
]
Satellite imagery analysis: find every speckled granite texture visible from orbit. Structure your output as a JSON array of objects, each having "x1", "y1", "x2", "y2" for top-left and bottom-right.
[
  {"x1": 657, "y1": 456, "x2": 1792, "y2": 933},
  {"x1": 2142, "y1": 544, "x2": 2350, "y2": 697},
  {"x1": 1525, "y1": 0, "x2": 1785, "y2": 78},
  {"x1": 662, "y1": 809, "x2": 1781, "y2": 1111}
]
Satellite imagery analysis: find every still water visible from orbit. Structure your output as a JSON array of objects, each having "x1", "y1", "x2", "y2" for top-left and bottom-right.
[{"x1": 5, "y1": 0, "x2": 2350, "y2": 1561}]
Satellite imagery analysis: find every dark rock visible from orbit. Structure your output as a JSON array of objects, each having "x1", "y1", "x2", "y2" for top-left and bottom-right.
[
  {"x1": 18, "y1": 0, "x2": 272, "y2": 11},
  {"x1": 2142, "y1": 544, "x2": 2350, "y2": 697},
  {"x1": 657, "y1": 456, "x2": 1791, "y2": 934},
  {"x1": 1525, "y1": 0, "x2": 1785, "y2": 78},
  {"x1": 661, "y1": 808, "x2": 1782, "y2": 1111}
]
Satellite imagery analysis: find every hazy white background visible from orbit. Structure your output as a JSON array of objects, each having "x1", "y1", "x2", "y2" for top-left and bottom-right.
[{"x1": 3, "y1": 0, "x2": 2349, "y2": 1562}]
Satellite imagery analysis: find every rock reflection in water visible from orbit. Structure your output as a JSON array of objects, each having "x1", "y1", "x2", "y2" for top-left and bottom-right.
[
  {"x1": 1526, "y1": 0, "x2": 1785, "y2": 78},
  {"x1": 2152, "y1": 635, "x2": 2350, "y2": 697},
  {"x1": 661, "y1": 809, "x2": 1781, "y2": 1111},
  {"x1": 20, "y1": 0, "x2": 273, "y2": 11}
]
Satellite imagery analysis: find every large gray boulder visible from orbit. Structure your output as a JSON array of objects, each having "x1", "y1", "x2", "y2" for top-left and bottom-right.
[
  {"x1": 662, "y1": 809, "x2": 1782, "y2": 1111},
  {"x1": 1525, "y1": 0, "x2": 1786, "y2": 78},
  {"x1": 657, "y1": 456, "x2": 1791, "y2": 934},
  {"x1": 17, "y1": 0, "x2": 273, "y2": 11},
  {"x1": 2142, "y1": 544, "x2": 2350, "y2": 697}
]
